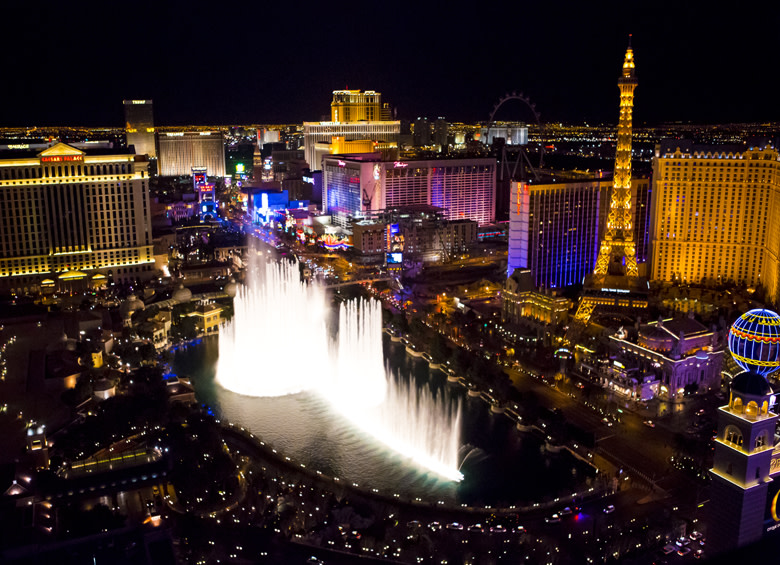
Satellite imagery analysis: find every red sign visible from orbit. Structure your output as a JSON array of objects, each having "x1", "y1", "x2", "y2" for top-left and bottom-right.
[{"x1": 41, "y1": 155, "x2": 83, "y2": 163}]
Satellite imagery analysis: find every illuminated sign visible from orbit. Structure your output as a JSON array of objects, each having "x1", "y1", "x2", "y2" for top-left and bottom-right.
[
  {"x1": 236, "y1": 163, "x2": 245, "y2": 173},
  {"x1": 8, "y1": 144, "x2": 29, "y2": 149},
  {"x1": 131, "y1": 100, "x2": 148, "y2": 104},
  {"x1": 386, "y1": 252, "x2": 403, "y2": 264},
  {"x1": 338, "y1": 160, "x2": 346, "y2": 167},
  {"x1": 373, "y1": 163, "x2": 381, "y2": 180},
  {"x1": 393, "y1": 161, "x2": 408, "y2": 168},
  {"x1": 41, "y1": 155, "x2": 83, "y2": 163}
]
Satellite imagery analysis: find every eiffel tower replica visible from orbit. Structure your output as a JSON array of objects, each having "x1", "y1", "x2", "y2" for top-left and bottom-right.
[{"x1": 571, "y1": 38, "x2": 648, "y2": 334}]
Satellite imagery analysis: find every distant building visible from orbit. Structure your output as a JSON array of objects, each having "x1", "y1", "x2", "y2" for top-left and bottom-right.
[
  {"x1": 303, "y1": 90, "x2": 400, "y2": 170},
  {"x1": 123, "y1": 99, "x2": 156, "y2": 157},
  {"x1": 413, "y1": 117, "x2": 431, "y2": 146},
  {"x1": 352, "y1": 206, "x2": 477, "y2": 263},
  {"x1": 322, "y1": 153, "x2": 496, "y2": 228},
  {"x1": 649, "y1": 139, "x2": 780, "y2": 300},
  {"x1": 157, "y1": 132, "x2": 226, "y2": 177},
  {"x1": 481, "y1": 124, "x2": 528, "y2": 146},
  {"x1": 193, "y1": 167, "x2": 217, "y2": 221},
  {"x1": 0, "y1": 142, "x2": 154, "y2": 293},
  {"x1": 433, "y1": 118, "x2": 449, "y2": 149}
]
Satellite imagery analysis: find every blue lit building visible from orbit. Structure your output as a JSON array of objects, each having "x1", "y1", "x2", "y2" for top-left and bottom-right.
[
  {"x1": 242, "y1": 187, "x2": 290, "y2": 224},
  {"x1": 193, "y1": 167, "x2": 217, "y2": 222},
  {"x1": 507, "y1": 173, "x2": 650, "y2": 289}
]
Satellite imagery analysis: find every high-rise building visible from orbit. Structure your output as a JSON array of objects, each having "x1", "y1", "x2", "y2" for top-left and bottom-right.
[
  {"x1": 0, "y1": 142, "x2": 154, "y2": 292},
  {"x1": 330, "y1": 90, "x2": 382, "y2": 122},
  {"x1": 303, "y1": 90, "x2": 400, "y2": 170},
  {"x1": 123, "y1": 99, "x2": 156, "y2": 157},
  {"x1": 649, "y1": 139, "x2": 780, "y2": 301},
  {"x1": 508, "y1": 175, "x2": 609, "y2": 289},
  {"x1": 413, "y1": 117, "x2": 431, "y2": 147},
  {"x1": 508, "y1": 172, "x2": 649, "y2": 289},
  {"x1": 433, "y1": 118, "x2": 449, "y2": 150},
  {"x1": 157, "y1": 132, "x2": 226, "y2": 177},
  {"x1": 322, "y1": 153, "x2": 495, "y2": 228}
]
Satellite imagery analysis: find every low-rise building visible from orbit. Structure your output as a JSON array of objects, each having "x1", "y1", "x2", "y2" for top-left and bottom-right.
[
  {"x1": 188, "y1": 301, "x2": 223, "y2": 335},
  {"x1": 502, "y1": 269, "x2": 571, "y2": 327},
  {"x1": 607, "y1": 313, "x2": 725, "y2": 400}
]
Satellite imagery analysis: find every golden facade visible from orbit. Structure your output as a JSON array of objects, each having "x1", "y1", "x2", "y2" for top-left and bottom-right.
[
  {"x1": 649, "y1": 141, "x2": 780, "y2": 300},
  {"x1": 0, "y1": 143, "x2": 154, "y2": 292},
  {"x1": 594, "y1": 42, "x2": 639, "y2": 277}
]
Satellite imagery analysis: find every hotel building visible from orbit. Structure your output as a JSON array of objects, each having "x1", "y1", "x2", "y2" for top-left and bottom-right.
[
  {"x1": 507, "y1": 173, "x2": 650, "y2": 290},
  {"x1": 123, "y1": 99, "x2": 156, "y2": 157},
  {"x1": 0, "y1": 143, "x2": 154, "y2": 292},
  {"x1": 649, "y1": 139, "x2": 780, "y2": 300},
  {"x1": 322, "y1": 153, "x2": 496, "y2": 227},
  {"x1": 303, "y1": 90, "x2": 400, "y2": 170},
  {"x1": 157, "y1": 131, "x2": 226, "y2": 177}
]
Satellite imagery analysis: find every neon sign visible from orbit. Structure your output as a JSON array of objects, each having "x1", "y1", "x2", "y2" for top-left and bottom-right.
[
  {"x1": 41, "y1": 155, "x2": 83, "y2": 163},
  {"x1": 393, "y1": 161, "x2": 408, "y2": 168},
  {"x1": 338, "y1": 160, "x2": 346, "y2": 167}
]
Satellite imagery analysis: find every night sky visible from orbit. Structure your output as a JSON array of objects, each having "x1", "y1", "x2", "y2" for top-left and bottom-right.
[{"x1": 2, "y1": 1, "x2": 778, "y2": 127}]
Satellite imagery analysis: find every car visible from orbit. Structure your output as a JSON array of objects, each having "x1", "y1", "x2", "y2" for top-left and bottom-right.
[
  {"x1": 675, "y1": 537, "x2": 690, "y2": 547},
  {"x1": 467, "y1": 524, "x2": 484, "y2": 533},
  {"x1": 677, "y1": 546, "x2": 691, "y2": 556},
  {"x1": 489, "y1": 525, "x2": 507, "y2": 533},
  {"x1": 406, "y1": 520, "x2": 421, "y2": 528},
  {"x1": 689, "y1": 531, "x2": 703, "y2": 541},
  {"x1": 694, "y1": 549, "x2": 704, "y2": 559},
  {"x1": 559, "y1": 507, "x2": 572, "y2": 516},
  {"x1": 601, "y1": 417, "x2": 613, "y2": 427},
  {"x1": 603, "y1": 505, "x2": 615, "y2": 514},
  {"x1": 545, "y1": 514, "x2": 561, "y2": 524},
  {"x1": 696, "y1": 409, "x2": 706, "y2": 416},
  {"x1": 662, "y1": 544, "x2": 677, "y2": 555},
  {"x1": 644, "y1": 420, "x2": 656, "y2": 428},
  {"x1": 515, "y1": 525, "x2": 527, "y2": 534},
  {"x1": 446, "y1": 522, "x2": 464, "y2": 530},
  {"x1": 306, "y1": 557, "x2": 325, "y2": 565},
  {"x1": 428, "y1": 521, "x2": 442, "y2": 531}
]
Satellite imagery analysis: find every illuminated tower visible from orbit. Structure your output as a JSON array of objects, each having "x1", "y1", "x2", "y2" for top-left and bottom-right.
[
  {"x1": 593, "y1": 39, "x2": 638, "y2": 277},
  {"x1": 570, "y1": 38, "x2": 647, "y2": 330}
]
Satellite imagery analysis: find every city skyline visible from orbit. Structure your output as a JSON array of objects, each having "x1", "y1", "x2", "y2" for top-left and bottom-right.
[{"x1": 2, "y1": 3, "x2": 779, "y2": 127}]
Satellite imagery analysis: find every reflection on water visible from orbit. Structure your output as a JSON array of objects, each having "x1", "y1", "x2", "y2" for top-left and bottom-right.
[{"x1": 174, "y1": 336, "x2": 595, "y2": 506}]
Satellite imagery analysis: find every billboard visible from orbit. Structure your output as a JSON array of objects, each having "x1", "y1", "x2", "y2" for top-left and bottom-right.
[{"x1": 386, "y1": 252, "x2": 403, "y2": 264}]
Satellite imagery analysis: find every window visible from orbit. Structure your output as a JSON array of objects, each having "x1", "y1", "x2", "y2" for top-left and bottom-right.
[{"x1": 725, "y1": 425, "x2": 743, "y2": 447}]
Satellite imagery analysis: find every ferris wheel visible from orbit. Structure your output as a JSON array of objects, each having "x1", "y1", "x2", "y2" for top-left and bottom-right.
[{"x1": 486, "y1": 92, "x2": 545, "y2": 182}]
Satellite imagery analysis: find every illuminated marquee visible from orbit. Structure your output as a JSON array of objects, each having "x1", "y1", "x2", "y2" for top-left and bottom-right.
[{"x1": 41, "y1": 155, "x2": 83, "y2": 163}]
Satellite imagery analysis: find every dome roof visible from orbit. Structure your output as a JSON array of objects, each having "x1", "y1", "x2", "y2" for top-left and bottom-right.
[
  {"x1": 172, "y1": 284, "x2": 193, "y2": 303},
  {"x1": 120, "y1": 294, "x2": 145, "y2": 316},
  {"x1": 223, "y1": 278, "x2": 238, "y2": 298},
  {"x1": 731, "y1": 371, "x2": 773, "y2": 397},
  {"x1": 728, "y1": 309, "x2": 780, "y2": 375}
]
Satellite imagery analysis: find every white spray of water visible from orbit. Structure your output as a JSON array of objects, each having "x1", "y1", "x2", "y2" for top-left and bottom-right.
[{"x1": 216, "y1": 257, "x2": 462, "y2": 480}]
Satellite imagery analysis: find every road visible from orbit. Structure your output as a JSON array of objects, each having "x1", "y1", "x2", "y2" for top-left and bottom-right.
[{"x1": 507, "y1": 367, "x2": 709, "y2": 509}]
